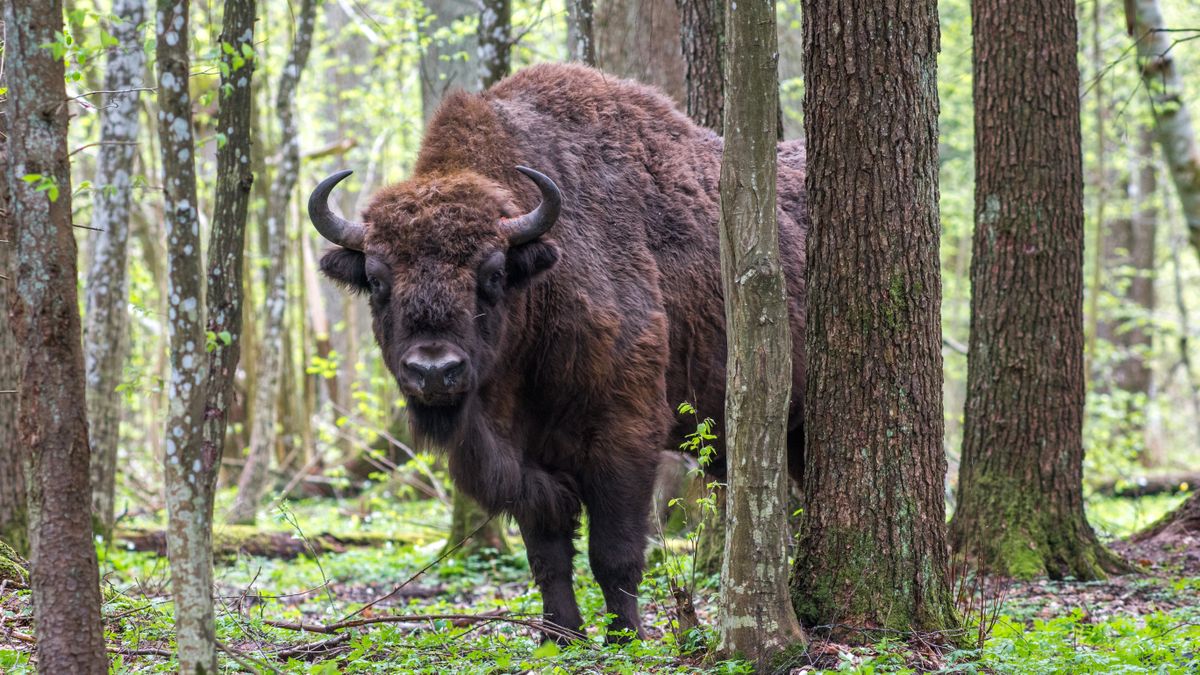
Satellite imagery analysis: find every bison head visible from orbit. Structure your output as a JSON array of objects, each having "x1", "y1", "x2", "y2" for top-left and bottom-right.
[{"x1": 310, "y1": 167, "x2": 561, "y2": 439}]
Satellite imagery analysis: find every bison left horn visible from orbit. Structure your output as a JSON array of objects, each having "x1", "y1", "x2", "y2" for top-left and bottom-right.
[
  {"x1": 501, "y1": 166, "x2": 562, "y2": 247},
  {"x1": 309, "y1": 170, "x2": 367, "y2": 251}
]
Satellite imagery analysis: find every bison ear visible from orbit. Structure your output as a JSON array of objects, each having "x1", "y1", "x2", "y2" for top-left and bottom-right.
[
  {"x1": 505, "y1": 240, "x2": 559, "y2": 290},
  {"x1": 320, "y1": 247, "x2": 370, "y2": 294}
]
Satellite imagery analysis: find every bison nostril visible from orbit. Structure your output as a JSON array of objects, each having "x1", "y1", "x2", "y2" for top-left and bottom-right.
[{"x1": 401, "y1": 348, "x2": 466, "y2": 393}]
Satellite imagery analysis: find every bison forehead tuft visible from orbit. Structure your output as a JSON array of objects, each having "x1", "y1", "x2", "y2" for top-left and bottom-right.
[{"x1": 362, "y1": 171, "x2": 515, "y2": 265}]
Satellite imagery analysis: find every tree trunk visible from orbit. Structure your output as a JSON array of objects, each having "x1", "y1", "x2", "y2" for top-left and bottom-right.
[
  {"x1": 675, "y1": 0, "x2": 723, "y2": 132},
  {"x1": 715, "y1": 0, "x2": 804, "y2": 668},
  {"x1": 791, "y1": 0, "x2": 958, "y2": 638},
  {"x1": 203, "y1": 0, "x2": 256, "y2": 496},
  {"x1": 566, "y1": 0, "x2": 595, "y2": 65},
  {"x1": 477, "y1": 0, "x2": 510, "y2": 90},
  {"x1": 419, "y1": 0, "x2": 478, "y2": 122},
  {"x1": 228, "y1": 0, "x2": 319, "y2": 525},
  {"x1": 84, "y1": 0, "x2": 146, "y2": 541},
  {"x1": 0, "y1": 41, "x2": 27, "y2": 557},
  {"x1": 1099, "y1": 127, "x2": 1158, "y2": 465},
  {"x1": 1123, "y1": 0, "x2": 1200, "y2": 260},
  {"x1": 594, "y1": 0, "x2": 685, "y2": 104},
  {"x1": 5, "y1": 0, "x2": 108, "y2": 669},
  {"x1": 947, "y1": 0, "x2": 1129, "y2": 581},
  {"x1": 156, "y1": 0, "x2": 217, "y2": 670}
]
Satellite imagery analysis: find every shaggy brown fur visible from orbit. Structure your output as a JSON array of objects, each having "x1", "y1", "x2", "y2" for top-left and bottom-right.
[{"x1": 318, "y1": 63, "x2": 808, "y2": 642}]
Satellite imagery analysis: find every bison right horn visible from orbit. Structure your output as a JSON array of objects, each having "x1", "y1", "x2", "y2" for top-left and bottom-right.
[
  {"x1": 309, "y1": 170, "x2": 367, "y2": 251},
  {"x1": 501, "y1": 166, "x2": 562, "y2": 247}
]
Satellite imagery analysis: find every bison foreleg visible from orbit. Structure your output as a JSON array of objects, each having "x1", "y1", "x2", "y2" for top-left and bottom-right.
[
  {"x1": 582, "y1": 467, "x2": 656, "y2": 642},
  {"x1": 514, "y1": 508, "x2": 584, "y2": 643}
]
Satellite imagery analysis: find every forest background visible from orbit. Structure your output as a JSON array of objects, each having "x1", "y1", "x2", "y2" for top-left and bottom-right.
[{"x1": 2, "y1": 0, "x2": 1200, "y2": 672}]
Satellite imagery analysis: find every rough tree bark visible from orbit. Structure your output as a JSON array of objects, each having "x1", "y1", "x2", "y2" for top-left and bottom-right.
[
  {"x1": 4, "y1": 0, "x2": 108, "y2": 669},
  {"x1": 477, "y1": 0, "x2": 510, "y2": 90},
  {"x1": 1124, "y1": 0, "x2": 1200, "y2": 259},
  {"x1": 228, "y1": 0, "x2": 318, "y2": 525},
  {"x1": 947, "y1": 0, "x2": 1129, "y2": 580},
  {"x1": 202, "y1": 0, "x2": 256, "y2": 491},
  {"x1": 156, "y1": 0, "x2": 217, "y2": 669},
  {"x1": 84, "y1": 0, "x2": 146, "y2": 540},
  {"x1": 419, "y1": 0, "x2": 477, "y2": 123},
  {"x1": 566, "y1": 0, "x2": 595, "y2": 65},
  {"x1": 715, "y1": 0, "x2": 806, "y2": 668},
  {"x1": 791, "y1": 0, "x2": 958, "y2": 637},
  {"x1": 0, "y1": 30, "x2": 27, "y2": 557},
  {"x1": 594, "y1": 0, "x2": 685, "y2": 103},
  {"x1": 675, "y1": 0, "x2": 723, "y2": 132}
]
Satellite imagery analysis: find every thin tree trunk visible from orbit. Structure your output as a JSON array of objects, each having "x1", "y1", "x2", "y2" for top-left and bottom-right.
[
  {"x1": 203, "y1": 0, "x2": 256, "y2": 485},
  {"x1": 1124, "y1": 0, "x2": 1200, "y2": 260},
  {"x1": 478, "y1": 0, "x2": 511, "y2": 90},
  {"x1": 228, "y1": 0, "x2": 319, "y2": 525},
  {"x1": 5, "y1": 0, "x2": 107, "y2": 669},
  {"x1": 566, "y1": 0, "x2": 595, "y2": 65},
  {"x1": 0, "y1": 34, "x2": 27, "y2": 557},
  {"x1": 156, "y1": 0, "x2": 217, "y2": 670},
  {"x1": 716, "y1": 4, "x2": 804, "y2": 666},
  {"x1": 792, "y1": 0, "x2": 958, "y2": 637},
  {"x1": 419, "y1": 0, "x2": 478, "y2": 122},
  {"x1": 948, "y1": 0, "x2": 1129, "y2": 580},
  {"x1": 84, "y1": 0, "x2": 146, "y2": 540},
  {"x1": 675, "y1": 0, "x2": 723, "y2": 132}
]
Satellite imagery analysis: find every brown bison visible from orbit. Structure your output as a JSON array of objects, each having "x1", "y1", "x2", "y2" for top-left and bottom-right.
[{"x1": 310, "y1": 63, "x2": 808, "y2": 641}]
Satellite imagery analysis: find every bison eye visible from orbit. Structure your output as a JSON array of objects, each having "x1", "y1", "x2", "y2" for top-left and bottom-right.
[
  {"x1": 477, "y1": 251, "x2": 507, "y2": 302},
  {"x1": 366, "y1": 273, "x2": 386, "y2": 295}
]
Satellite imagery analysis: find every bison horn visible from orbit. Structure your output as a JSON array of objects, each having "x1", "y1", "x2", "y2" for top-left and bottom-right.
[
  {"x1": 308, "y1": 170, "x2": 366, "y2": 251},
  {"x1": 501, "y1": 166, "x2": 562, "y2": 247}
]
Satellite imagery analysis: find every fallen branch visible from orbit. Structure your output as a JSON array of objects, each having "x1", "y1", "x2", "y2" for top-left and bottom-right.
[
  {"x1": 116, "y1": 527, "x2": 418, "y2": 560},
  {"x1": 1092, "y1": 472, "x2": 1200, "y2": 498},
  {"x1": 264, "y1": 611, "x2": 586, "y2": 645}
]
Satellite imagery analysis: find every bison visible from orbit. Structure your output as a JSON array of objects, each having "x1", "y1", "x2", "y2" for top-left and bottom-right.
[{"x1": 310, "y1": 63, "x2": 808, "y2": 642}]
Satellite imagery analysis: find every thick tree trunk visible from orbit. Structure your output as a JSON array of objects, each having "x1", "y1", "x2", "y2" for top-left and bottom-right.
[
  {"x1": 1124, "y1": 0, "x2": 1200, "y2": 259},
  {"x1": 0, "y1": 43, "x2": 27, "y2": 557},
  {"x1": 715, "y1": 0, "x2": 804, "y2": 668},
  {"x1": 791, "y1": 0, "x2": 958, "y2": 638},
  {"x1": 594, "y1": 0, "x2": 685, "y2": 104},
  {"x1": 948, "y1": 0, "x2": 1129, "y2": 580},
  {"x1": 5, "y1": 0, "x2": 108, "y2": 669},
  {"x1": 84, "y1": 0, "x2": 146, "y2": 540},
  {"x1": 419, "y1": 0, "x2": 477, "y2": 122},
  {"x1": 156, "y1": 0, "x2": 216, "y2": 670},
  {"x1": 228, "y1": 0, "x2": 318, "y2": 525},
  {"x1": 675, "y1": 0, "x2": 723, "y2": 132},
  {"x1": 477, "y1": 0, "x2": 510, "y2": 90},
  {"x1": 566, "y1": 0, "x2": 595, "y2": 65}
]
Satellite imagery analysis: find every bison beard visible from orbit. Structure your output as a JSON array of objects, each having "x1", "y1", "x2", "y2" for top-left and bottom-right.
[{"x1": 311, "y1": 64, "x2": 809, "y2": 642}]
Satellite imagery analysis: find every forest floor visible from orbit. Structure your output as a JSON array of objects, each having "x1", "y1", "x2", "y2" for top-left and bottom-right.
[{"x1": 0, "y1": 492, "x2": 1198, "y2": 674}]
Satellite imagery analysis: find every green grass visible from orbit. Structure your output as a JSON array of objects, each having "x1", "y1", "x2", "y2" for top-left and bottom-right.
[{"x1": 2, "y1": 494, "x2": 1197, "y2": 673}]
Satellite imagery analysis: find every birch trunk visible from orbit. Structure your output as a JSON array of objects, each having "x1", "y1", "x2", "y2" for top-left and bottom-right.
[
  {"x1": 228, "y1": 0, "x2": 319, "y2": 525},
  {"x1": 792, "y1": 0, "x2": 959, "y2": 637},
  {"x1": 1124, "y1": 0, "x2": 1200, "y2": 259},
  {"x1": 716, "y1": 0, "x2": 805, "y2": 668},
  {"x1": 84, "y1": 0, "x2": 146, "y2": 540},
  {"x1": 478, "y1": 0, "x2": 511, "y2": 90},
  {"x1": 156, "y1": 0, "x2": 217, "y2": 670},
  {"x1": 5, "y1": 0, "x2": 107, "y2": 668},
  {"x1": 566, "y1": 0, "x2": 595, "y2": 65}
]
